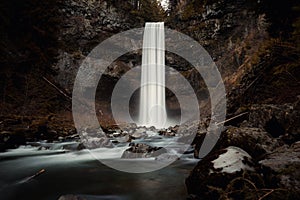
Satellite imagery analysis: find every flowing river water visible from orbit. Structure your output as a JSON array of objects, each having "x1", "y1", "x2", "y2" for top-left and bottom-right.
[{"x1": 0, "y1": 135, "x2": 198, "y2": 200}]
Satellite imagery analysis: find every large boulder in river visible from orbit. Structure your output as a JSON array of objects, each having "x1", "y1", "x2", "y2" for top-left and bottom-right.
[
  {"x1": 121, "y1": 143, "x2": 167, "y2": 159},
  {"x1": 186, "y1": 146, "x2": 264, "y2": 199}
]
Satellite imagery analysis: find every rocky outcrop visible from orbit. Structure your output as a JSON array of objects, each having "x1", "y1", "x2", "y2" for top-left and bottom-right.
[
  {"x1": 52, "y1": 0, "x2": 134, "y2": 92},
  {"x1": 186, "y1": 100, "x2": 300, "y2": 199}
]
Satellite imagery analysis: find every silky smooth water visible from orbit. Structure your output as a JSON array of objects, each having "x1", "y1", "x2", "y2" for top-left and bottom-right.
[
  {"x1": 0, "y1": 140, "x2": 197, "y2": 200},
  {"x1": 139, "y1": 22, "x2": 167, "y2": 128}
]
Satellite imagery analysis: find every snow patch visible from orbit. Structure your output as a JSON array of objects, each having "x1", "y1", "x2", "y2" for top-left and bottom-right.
[{"x1": 211, "y1": 146, "x2": 254, "y2": 174}]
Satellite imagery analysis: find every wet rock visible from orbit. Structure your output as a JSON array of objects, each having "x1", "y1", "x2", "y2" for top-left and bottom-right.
[
  {"x1": 158, "y1": 128, "x2": 176, "y2": 137},
  {"x1": 83, "y1": 137, "x2": 113, "y2": 149},
  {"x1": 169, "y1": 125, "x2": 180, "y2": 133},
  {"x1": 130, "y1": 132, "x2": 144, "y2": 139},
  {"x1": 145, "y1": 130, "x2": 158, "y2": 137},
  {"x1": 259, "y1": 142, "x2": 300, "y2": 193},
  {"x1": 113, "y1": 135, "x2": 131, "y2": 143},
  {"x1": 121, "y1": 143, "x2": 167, "y2": 159},
  {"x1": 158, "y1": 128, "x2": 166, "y2": 135},
  {"x1": 186, "y1": 146, "x2": 263, "y2": 199},
  {"x1": 80, "y1": 131, "x2": 113, "y2": 149},
  {"x1": 27, "y1": 141, "x2": 84, "y2": 151},
  {"x1": 62, "y1": 142, "x2": 85, "y2": 151},
  {"x1": 131, "y1": 128, "x2": 148, "y2": 139},
  {"x1": 148, "y1": 126, "x2": 157, "y2": 132},
  {"x1": 38, "y1": 146, "x2": 51, "y2": 151}
]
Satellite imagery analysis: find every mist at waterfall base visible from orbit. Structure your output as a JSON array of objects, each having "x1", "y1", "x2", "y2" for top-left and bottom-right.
[{"x1": 138, "y1": 22, "x2": 178, "y2": 129}]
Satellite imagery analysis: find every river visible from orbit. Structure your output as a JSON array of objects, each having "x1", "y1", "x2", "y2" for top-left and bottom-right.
[{"x1": 0, "y1": 138, "x2": 198, "y2": 200}]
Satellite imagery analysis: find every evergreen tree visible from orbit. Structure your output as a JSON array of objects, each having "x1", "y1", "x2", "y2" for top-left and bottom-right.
[{"x1": 132, "y1": 0, "x2": 166, "y2": 22}]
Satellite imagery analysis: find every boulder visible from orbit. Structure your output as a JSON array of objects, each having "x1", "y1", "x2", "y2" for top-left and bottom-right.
[
  {"x1": 121, "y1": 143, "x2": 167, "y2": 159},
  {"x1": 186, "y1": 146, "x2": 263, "y2": 199}
]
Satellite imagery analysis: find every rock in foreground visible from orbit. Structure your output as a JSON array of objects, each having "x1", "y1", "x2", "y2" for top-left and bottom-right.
[{"x1": 186, "y1": 146, "x2": 263, "y2": 199}]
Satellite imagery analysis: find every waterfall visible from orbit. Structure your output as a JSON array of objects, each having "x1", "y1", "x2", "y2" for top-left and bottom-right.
[{"x1": 139, "y1": 22, "x2": 167, "y2": 128}]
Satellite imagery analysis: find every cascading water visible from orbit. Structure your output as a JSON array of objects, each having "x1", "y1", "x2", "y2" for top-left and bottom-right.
[{"x1": 139, "y1": 22, "x2": 167, "y2": 128}]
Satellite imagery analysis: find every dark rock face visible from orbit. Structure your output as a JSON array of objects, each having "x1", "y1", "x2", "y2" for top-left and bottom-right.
[
  {"x1": 260, "y1": 142, "x2": 300, "y2": 193},
  {"x1": 246, "y1": 102, "x2": 300, "y2": 142},
  {"x1": 121, "y1": 143, "x2": 167, "y2": 159},
  {"x1": 52, "y1": 0, "x2": 134, "y2": 92},
  {"x1": 168, "y1": 0, "x2": 299, "y2": 115}
]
